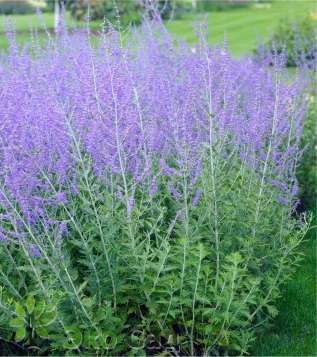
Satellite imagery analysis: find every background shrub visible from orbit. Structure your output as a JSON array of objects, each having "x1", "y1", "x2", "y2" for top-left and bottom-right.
[
  {"x1": 255, "y1": 15, "x2": 317, "y2": 67},
  {"x1": 66, "y1": 0, "x2": 189, "y2": 23},
  {"x1": 0, "y1": 0, "x2": 34, "y2": 15},
  {"x1": 197, "y1": 0, "x2": 253, "y2": 12},
  {"x1": 297, "y1": 94, "x2": 317, "y2": 211}
]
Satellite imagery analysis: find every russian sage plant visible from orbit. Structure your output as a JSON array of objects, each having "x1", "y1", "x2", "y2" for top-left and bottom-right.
[{"x1": 0, "y1": 19, "x2": 312, "y2": 355}]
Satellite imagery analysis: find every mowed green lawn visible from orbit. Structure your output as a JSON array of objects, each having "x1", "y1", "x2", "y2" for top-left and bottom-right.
[
  {"x1": 0, "y1": 1, "x2": 316, "y2": 356},
  {"x1": 0, "y1": 0, "x2": 316, "y2": 54},
  {"x1": 167, "y1": 0, "x2": 316, "y2": 55},
  {"x1": 253, "y1": 216, "x2": 316, "y2": 356}
]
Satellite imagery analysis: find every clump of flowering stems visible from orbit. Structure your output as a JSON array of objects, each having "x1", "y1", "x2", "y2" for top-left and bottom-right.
[
  {"x1": 0, "y1": 17, "x2": 312, "y2": 355},
  {"x1": 254, "y1": 16, "x2": 317, "y2": 71}
]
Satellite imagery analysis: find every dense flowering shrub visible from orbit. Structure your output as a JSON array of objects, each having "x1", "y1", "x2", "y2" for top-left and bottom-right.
[
  {"x1": 255, "y1": 15, "x2": 317, "y2": 69},
  {"x1": 0, "y1": 19, "x2": 312, "y2": 355}
]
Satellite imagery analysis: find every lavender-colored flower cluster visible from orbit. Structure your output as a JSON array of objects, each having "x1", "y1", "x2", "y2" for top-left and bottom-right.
[{"x1": 0, "y1": 23, "x2": 307, "y2": 229}]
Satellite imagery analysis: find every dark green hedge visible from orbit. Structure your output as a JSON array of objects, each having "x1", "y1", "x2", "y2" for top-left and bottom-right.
[{"x1": 0, "y1": 0, "x2": 34, "y2": 15}]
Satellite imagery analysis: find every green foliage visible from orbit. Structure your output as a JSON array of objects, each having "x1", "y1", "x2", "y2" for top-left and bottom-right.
[
  {"x1": 0, "y1": 0, "x2": 34, "y2": 15},
  {"x1": 68, "y1": 0, "x2": 141, "y2": 22},
  {"x1": 0, "y1": 141, "x2": 309, "y2": 355},
  {"x1": 197, "y1": 0, "x2": 254, "y2": 12},
  {"x1": 256, "y1": 15, "x2": 317, "y2": 67},
  {"x1": 253, "y1": 92, "x2": 316, "y2": 356},
  {"x1": 45, "y1": 0, "x2": 77, "y2": 12},
  {"x1": 67, "y1": 0, "x2": 190, "y2": 24},
  {"x1": 0, "y1": 292, "x2": 57, "y2": 353},
  {"x1": 297, "y1": 94, "x2": 317, "y2": 211}
]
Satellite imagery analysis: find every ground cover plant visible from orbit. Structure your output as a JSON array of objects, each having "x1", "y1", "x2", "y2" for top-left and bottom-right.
[{"x1": 0, "y1": 14, "x2": 314, "y2": 355}]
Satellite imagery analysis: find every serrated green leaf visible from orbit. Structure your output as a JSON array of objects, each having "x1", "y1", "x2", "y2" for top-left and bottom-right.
[
  {"x1": 64, "y1": 325, "x2": 80, "y2": 334},
  {"x1": 45, "y1": 304, "x2": 56, "y2": 313},
  {"x1": 82, "y1": 297, "x2": 94, "y2": 308},
  {"x1": 36, "y1": 326, "x2": 49, "y2": 339},
  {"x1": 15, "y1": 326, "x2": 26, "y2": 342},
  {"x1": 15, "y1": 302, "x2": 26, "y2": 317},
  {"x1": 39, "y1": 311, "x2": 56, "y2": 326},
  {"x1": 78, "y1": 281, "x2": 88, "y2": 294},
  {"x1": 10, "y1": 317, "x2": 25, "y2": 328},
  {"x1": 26, "y1": 295, "x2": 35, "y2": 314},
  {"x1": 267, "y1": 304, "x2": 279, "y2": 317},
  {"x1": 34, "y1": 300, "x2": 46, "y2": 320}
]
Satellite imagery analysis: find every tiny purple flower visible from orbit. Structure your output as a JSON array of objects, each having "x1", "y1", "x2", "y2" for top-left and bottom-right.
[{"x1": 29, "y1": 244, "x2": 41, "y2": 258}]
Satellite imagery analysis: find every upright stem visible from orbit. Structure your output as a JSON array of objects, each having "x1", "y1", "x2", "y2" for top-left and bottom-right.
[
  {"x1": 67, "y1": 122, "x2": 117, "y2": 309},
  {"x1": 206, "y1": 54, "x2": 221, "y2": 291},
  {"x1": 190, "y1": 245, "x2": 203, "y2": 356}
]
